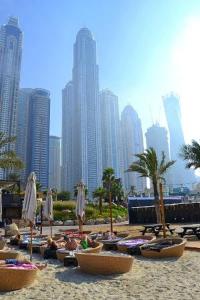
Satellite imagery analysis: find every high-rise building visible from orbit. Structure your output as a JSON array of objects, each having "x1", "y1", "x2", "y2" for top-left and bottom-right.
[
  {"x1": 0, "y1": 17, "x2": 22, "y2": 178},
  {"x1": 99, "y1": 89, "x2": 120, "y2": 177},
  {"x1": 121, "y1": 105, "x2": 146, "y2": 193},
  {"x1": 16, "y1": 88, "x2": 33, "y2": 184},
  {"x1": 61, "y1": 81, "x2": 73, "y2": 192},
  {"x1": 145, "y1": 123, "x2": 171, "y2": 184},
  {"x1": 16, "y1": 88, "x2": 50, "y2": 189},
  {"x1": 28, "y1": 89, "x2": 50, "y2": 189},
  {"x1": 49, "y1": 136, "x2": 61, "y2": 191},
  {"x1": 62, "y1": 28, "x2": 102, "y2": 196},
  {"x1": 163, "y1": 93, "x2": 194, "y2": 186}
]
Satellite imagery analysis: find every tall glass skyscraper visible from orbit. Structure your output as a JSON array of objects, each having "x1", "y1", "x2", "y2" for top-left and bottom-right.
[
  {"x1": 146, "y1": 123, "x2": 172, "y2": 185},
  {"x1": 62, "y1": 28, "x2": 102, "y2": 196},
  {"x1": 49, "y1": 136, "x2": 61, "y2": 191},
  {"x1": 0, "y1": 17, "x2": 22, "y2": 142},
  {"x1": 61, "y1": 81, "x2": 73, "y2": 192},
  {"x1": 99, "y1": 89, "x2": 120, "y2": 178},
  {"x1": 163, "y1": 93, "x2": 194, "y2": 186},
  {"x1": 121, "y1": 105, "x2": 146, "y2": 193},
  {"x1": 16, "y1": 88, "x2": 50, "y2": 189},
  {"x1": 16, "y1": 88, "x2": 33, "y2": 184},
  {"x1": 28, "y1": 89, "x2": 50, "y2": 189}
]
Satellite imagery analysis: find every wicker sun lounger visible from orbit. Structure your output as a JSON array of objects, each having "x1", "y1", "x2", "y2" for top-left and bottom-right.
[
  {"x1": 75, "y1": 252, "x2": 133, "y2": 275},
  {"x1": 0, "y1": 250, "x2": 25, "y2": 260},
  {"x1": 0, "y1": 268, "x2": 38, "y2": 291},
  {"x1": 140, "y1": 237, "x2": 186, "y2": 258}
]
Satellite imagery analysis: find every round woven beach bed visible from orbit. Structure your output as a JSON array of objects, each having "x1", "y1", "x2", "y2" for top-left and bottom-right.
[
  {"x1": 0, "y1": 250, "x2": 24, "y2": 260},
  {"x1": 56, "y1": 242, "x2": 103, "y2": 262},
  {"x1": 0, "y1": 240, "x2": 6, "y2": 250},
  {"x1": 117, "y1": 235, "x2": 155, "y2": 253},
  {"x1": 75, "y1": 252, "x2": 133, "y2": 275},
  {"x1": 0, "y1": 268, "x2": 38, "y2": 291},
  {"x1": 140, "y1": 237, "x2": 186, "y2": 258}
]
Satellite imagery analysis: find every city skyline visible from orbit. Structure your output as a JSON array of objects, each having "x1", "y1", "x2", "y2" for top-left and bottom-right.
[{"x1": 0, "y1": 1, "x2": 200, "y2": 146}]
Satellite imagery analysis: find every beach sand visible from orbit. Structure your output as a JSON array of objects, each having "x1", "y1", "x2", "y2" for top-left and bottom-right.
[{"x1": 0, "y1": 249, "x2": 200, "y2": 300}]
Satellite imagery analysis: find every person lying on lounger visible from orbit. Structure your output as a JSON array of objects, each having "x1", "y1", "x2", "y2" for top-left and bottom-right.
[{"x1": 0, "y1": 259, "x2": 47, "y2": 270}]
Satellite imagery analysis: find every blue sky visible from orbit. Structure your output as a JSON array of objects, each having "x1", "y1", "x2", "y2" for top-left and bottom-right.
[{"x1": 1, "y1": 0, "x2": 200, "y2": 143}]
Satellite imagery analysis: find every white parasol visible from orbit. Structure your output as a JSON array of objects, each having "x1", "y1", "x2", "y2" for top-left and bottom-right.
[{"x1": 22, "y1": 172, "x2": 37, "y2": 260}]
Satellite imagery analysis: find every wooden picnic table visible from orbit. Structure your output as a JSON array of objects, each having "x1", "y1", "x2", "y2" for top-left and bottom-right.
[
  {"x1": 141, "y1": 223, "x2": 174, "y2": 236},
  {"x1": 178, "y1": 224, "x2": 200, "y2": 239}
]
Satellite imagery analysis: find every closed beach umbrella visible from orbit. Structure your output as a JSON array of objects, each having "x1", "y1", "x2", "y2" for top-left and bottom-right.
[
  {"x1": 76, "y1": 182, "x2": 86, "y2": 232},
  {"x1": 0, "y1": 189, "x2": 2, "y2": 222},
  {"x1": 44, "y1": 188, "x2": 54, "y2": 237},
  {"x1": 22, "y1": 172, "x2": 37, "y2": 260}
]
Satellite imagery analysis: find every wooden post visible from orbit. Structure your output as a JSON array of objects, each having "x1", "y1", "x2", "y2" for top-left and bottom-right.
[
  {"x1": 159, "y1": 182, "x2": 166, "y2": 238},
  {"x1": 30, "y1": 222, "x2": 33, "y2": 261},
  {"x1": 109, "y1": 190, "x2": 113, "y2": 233}
]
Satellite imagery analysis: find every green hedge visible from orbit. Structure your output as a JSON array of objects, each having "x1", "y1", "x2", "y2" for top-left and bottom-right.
[{"x1": 53, "y1": 201, "x2": 127, "y2": 221}]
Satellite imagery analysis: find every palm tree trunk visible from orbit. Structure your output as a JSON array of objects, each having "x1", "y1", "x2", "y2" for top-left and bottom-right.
[
  {"x1": 99, "y1": 197, "x2": 102, "y2": 215},
  {"x1": 153, "y1": 180, "x2": 161, "y2": 223},
  {"x1": 109, "y1": 191, "x2": 113, "y2": 233}
]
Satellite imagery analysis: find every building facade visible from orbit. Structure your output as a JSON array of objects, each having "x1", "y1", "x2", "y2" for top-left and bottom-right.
[
  {"x1": 0, "y1": 17, "x2": 22, "y2": 142},
  {"x1": 16, "y1": 88, "x2": 50, "y2": 189},
  {"x1": 99, "y1": 89, "x2": 121, "y2": 177},
  {"x1": 121, "y1": 105, "x2": 146, "y2": 193},
  {"x1": 145, "y1": 123, "x2": 172, "y2": 185},
  {"x1": 16, "y1": 88, "x2": 33, "y2": 184},
  {"x1": 163, "y1": 93, "x2": 194, "y2": 186},
  {"x1": 61, "y1": 81, "x2": 73, "y2": 192},
  {"x1": 49, "y1": 136, "x2": 61, "y2": 191},
  {"x1": 0, "y1": 17, "x2": 22, "y2": 178},
  {"x1": 62, "y1": 28, "x2": 102, "y2": 196}
]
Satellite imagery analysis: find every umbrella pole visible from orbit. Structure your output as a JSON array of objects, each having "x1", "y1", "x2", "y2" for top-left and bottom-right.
[
  {"x1": 109, "y1": 191, "x2": 113, "y2": 233},
  {"x1": 50, "y1": 220, "x2": 52, "y2": 238},
  {"x1": 30, "y1": 222, "x2": 33, "y2": 261},
  {"x1": 40, "y1": 203, "x2": 43, "y2": 235},
  {"x1": 78, "y1": 216, "x2": 83, "y2": 233},
  {"x1": 159, "y1": 182, "x2": 166, "y2": 238}
]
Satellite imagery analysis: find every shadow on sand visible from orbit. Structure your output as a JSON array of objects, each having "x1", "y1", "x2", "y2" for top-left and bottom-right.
[{"x1": 55, "y1": 267, "x2": 121, "y2": 284}]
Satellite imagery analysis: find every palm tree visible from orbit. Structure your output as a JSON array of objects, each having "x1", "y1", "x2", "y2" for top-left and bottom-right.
[
  {"x1": 127, "y1": 148, "x2": 175, "y2": 223},
  {"x1": 180, "y1": 140, "x2": 200, "y2": 170},
  {"x1": 0, "y1": 132, "x2": 24, "y2": 171},
  {"x1": 102, "y1": 168, "x2": 116, "y2": 232},
  {"x1": 93, "y1": 187, "x2": 106, "y2": 214}
]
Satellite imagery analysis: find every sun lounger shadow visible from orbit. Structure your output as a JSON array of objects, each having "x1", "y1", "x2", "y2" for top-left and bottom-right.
[{"x1": 55, "y1": 268, "x2": 121, "y2": 284}]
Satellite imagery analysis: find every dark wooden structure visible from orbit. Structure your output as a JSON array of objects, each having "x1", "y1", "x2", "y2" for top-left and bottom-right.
[{"x1": 129, "y1": 202, "x2": 200, "y2": 224}]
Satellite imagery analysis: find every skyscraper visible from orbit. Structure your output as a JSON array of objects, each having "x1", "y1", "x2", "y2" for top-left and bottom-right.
[
  {"x1": 61, "y1": 81, "x2": 73, "y2": 192},
  {"x1": 0, "y1": 17, "x2": 22, "y2": 178},
  {"x1": 16, "y1": 88, "x2": 33, "y2": 184},
  {"x1": 62, "y1": 28, "x2": 102, "y2": 196},
  {"x1": 49, "y1": 136, "x2": 61, "y2": 191},
  {"x1": 99, "y1": 89, "x2": 121, "y2": 177},
  {"x1": 121, "y1": 105, "x2": 146, "y2": 193},
  {"x1": 16, "y1": 88, "x2": 50, "y2": 189},
  {"x1": 28, "y1": 89, "x2": 50, "y2": 189},
  {"x1": 145, "y1": 123, "x2": 171, "y2": 184},
  {"x1": 163, "y1": 93, "x2": 193, "y2": 186}
]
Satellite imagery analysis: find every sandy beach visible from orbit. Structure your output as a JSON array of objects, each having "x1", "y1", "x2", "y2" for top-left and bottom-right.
[{"x1": 0, "y1": 248, "x2": 200, "y2": 300}]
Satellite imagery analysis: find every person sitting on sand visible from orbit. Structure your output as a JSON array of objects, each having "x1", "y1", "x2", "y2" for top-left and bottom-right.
[
  {"x1": 64, "y1": 235, "x2": 78, "y2": 251},
  {"x1": 0, "y1": 259, "x2": 47, "y2": 270}
]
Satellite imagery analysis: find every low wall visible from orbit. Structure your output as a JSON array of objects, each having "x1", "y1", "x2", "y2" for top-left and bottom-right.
[{"x1": 129, "y1": 202, "x2": 200, "y2": 224}]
